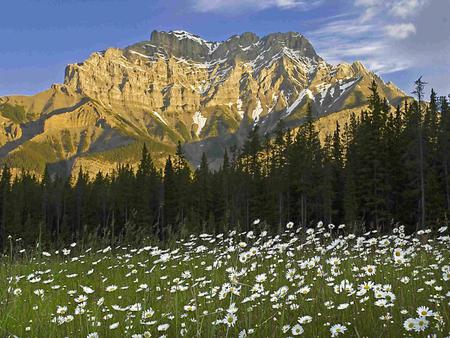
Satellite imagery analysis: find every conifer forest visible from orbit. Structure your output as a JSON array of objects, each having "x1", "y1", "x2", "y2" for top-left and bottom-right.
[{"x1": 1, "y1": 80, "x2": 449, "y2": 249}]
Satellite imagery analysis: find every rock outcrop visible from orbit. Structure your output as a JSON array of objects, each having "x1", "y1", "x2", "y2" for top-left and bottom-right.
[{"x1": 0, "y1": 30, "x2": 406, "y2": 176}]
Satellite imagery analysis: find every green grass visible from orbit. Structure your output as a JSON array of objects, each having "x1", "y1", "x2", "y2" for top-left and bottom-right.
[
  {"x1": 0, "y1": 103, "x2": 29, "y2": 124},
  {"x1": 175, "y1": 121, "x2": 192, "y2": 142},
  {"x1": 203, "y1": 109, "x2": 239, "y2": 137},
  {"x1": 87, "y1": 139, "x2": 175, "y2": 166},
  {"x1": 2, "y1": 140, "x2": 60, "y2": 173},
  {"x1": 0, "y1": 224, "x2": 449, "y2": 337}
]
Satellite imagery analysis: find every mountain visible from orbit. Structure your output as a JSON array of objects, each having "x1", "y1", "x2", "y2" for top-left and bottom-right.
[{"x1": 0, "y1": 30, "x2": 406, "y2": 176}]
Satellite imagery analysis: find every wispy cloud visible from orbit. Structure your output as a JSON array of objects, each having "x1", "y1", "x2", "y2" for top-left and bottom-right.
[
  {"x1": 354, "y1": 0, "x2": 430, "y2": 20},
  {"x1": 384, "y1": 23, "x2": 416, "y2": 40},
  {"x1": 187, "y1": 0, "x2": 449, "y2": 93},
  {"x1": 307, "y1": 20, "x2": 375, "y2": 37},
  {"x1": 389, "y1": 0, "x2": 430, "y2": 19},
  {"x1": 305, "y1": 0, "x2": 435, "y2": 75},
  {"x1": 190, "y1": 0, "x2": 323, "y2": 13}
]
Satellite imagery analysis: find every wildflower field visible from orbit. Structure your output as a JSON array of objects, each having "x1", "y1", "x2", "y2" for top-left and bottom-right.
[{"x1": 1, "y1": 222, "x2": 449, "y2": 337}]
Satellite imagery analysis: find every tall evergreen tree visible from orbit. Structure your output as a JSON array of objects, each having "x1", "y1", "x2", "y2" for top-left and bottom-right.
[
  {"x1": 438, "y1": 96, "x2": 450, "y2": 216},
  {"x1": 239, "y1": 125, "x2": 263, "y2": 229},
  {"x1": 289, "y1": 104, "x2": 322, "y2": 224},
  {"x1": 193, "y1": 153, "x2": 212, "y2": 232},
  {"x1": 413, "y1": 77, "x2": 427, "y2": 228},
  {"x1": 162, "y1": 156, "x2": 177, "y2": 239},
  {"x1": 135, "y1": 143, "x2": 161, "y2": 229},
  {"x1": 330, "y1": 121, "x2": 344, "y2": 224},
  {"x1": 74, "y1": 167, "x2": 88, "y2": 239},
  {"x1": 0, "y1": 165, "x2": 11, "y2": 251},
  {"x1": 2, "y1": 80, "x2": 450, "y2": 248}
]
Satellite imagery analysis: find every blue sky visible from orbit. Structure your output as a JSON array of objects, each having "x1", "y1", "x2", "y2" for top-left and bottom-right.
[{"x1": 1, "y1": 0, "x2": 449, "y2": 97}]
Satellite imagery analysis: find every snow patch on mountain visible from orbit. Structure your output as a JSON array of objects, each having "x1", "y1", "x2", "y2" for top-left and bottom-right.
[
  {"x1": 339, "y1": 77, "x2": 360, "y2": 92},
  {"x1": 206, "y1": 42, "x2": 221, "y2": 54},
  {"x1": 268, "y1": 93, "x2": 279, "y2": 113},
  {"x1": 282, "y1": 47, "x2": 304, "y2": 61},
  {"x1": 193, "y1": 58, "x2": 228, "y2": 69},
  {"x1": 170, "y1": 30, "x2": 222, "y2": 55},
  {"x1": 193, "y1": 111, "x2": 207, "y2": 136},
  {"x1": 285, "y1": 89, "x2": 313, "y2": 116},
  {"x1": 237, "y1": 99, "x2": 245, "y2": 119},
  {"x1": 317, "y1": 83, "x2": 332, "y2": 105},
  {"x1": 129, "y1": 50, "x2": 152, "y2": 59},
  {"x1": 153, "y1": 111, "x2": 168, "y2": 126},
  {"x1": 197, "y1": 81, "x2": 209, "y2": 95},
  {"x1": 326, "y1": 77, "x2": 362, "y2": 108},
  {"x1": 170, "y1": 31, "x2": 208, "y2": 45},
  {"x1": 252, "y1": 99, "x2": 263, "y2": 122}
]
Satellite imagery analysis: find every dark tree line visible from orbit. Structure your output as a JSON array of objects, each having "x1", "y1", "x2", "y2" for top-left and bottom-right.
[{"x1": 1, "y1": 80, "x2": 450, "y2": 250}]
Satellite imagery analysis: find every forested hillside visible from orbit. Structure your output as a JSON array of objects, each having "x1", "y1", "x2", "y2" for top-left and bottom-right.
[{"x1": 0, "y1": 80, "x2": 449, "y2": 249}]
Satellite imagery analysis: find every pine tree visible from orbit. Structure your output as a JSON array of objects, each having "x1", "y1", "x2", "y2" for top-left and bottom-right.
[
  {"x1": 112, "y1": 164, "x2": 135, "y2": 235},
  {"x1": 423, "y1": 89, "x2": 444, "y2": 224},
  {"x1": 438, "y1": 96, "x2": 450, "y2": 217},
  {"x1": 331, "y1": 121, "x2": 344, "y2": 224},
  {"x1": 269, "y1": 120, "x2": 289, "y2": 229},
  {"x1": 74, "y1": 166, "x2": 88, "y2": 240},
  {"x1": 162, "y1": 156, "x2": 176, "y2": 239},
  {"x1": 3, "y1": 80, "x2": 450, "y2": 247},
  {"x1": 173, "y1": 141, "x2": 191, "y2": 231},
  {"x1": 239, "y1": 125, "x2": 263, "y2": 229},
  {"x1": 347, "y1": 81, "x2": 390, "y2": 229},
  {"x1": 41, "y1": 165, "x2": 52, "y2": 238},
  {"x1": 0, "y1": 164, "x2": 11, "y2": 251},
  {"x1": 384, "y1": 105, "x2": 406, "y2": 223},
  {"x1": 52, "y1": 174, "x2": 67, "y2": 244},
  {"x1": 87, "y1": 171, "x2": 112, "y2": 236},
  {"x1": 322, "y1": 134, "x2": 335, "y2": 223},
  {"x1": 193, "y1": 153, "x2": 211, "y2": 232},
  {"x1": 402, "y1": 99, "x2": 424, "y2": 230},
  {"x1": 135, "y1": 143, "x2": 161, "y2": 229},
  {"x1": 215, "y1": 149, "x2": 231, "y2": 231},
  {"x1": 412, "y1": 77, "x2": 427, "y2": 229},
  {"x1": 343, "y1": 113, "x2": 360, "y2": 228},
  {"x1": 289, "y1": 104, "x2": 322, "y2": 224}
]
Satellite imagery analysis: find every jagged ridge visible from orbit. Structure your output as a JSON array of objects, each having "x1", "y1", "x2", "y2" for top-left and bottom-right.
[{"x1": 0, "y1": 30, "x2": 406, "y2": 175}]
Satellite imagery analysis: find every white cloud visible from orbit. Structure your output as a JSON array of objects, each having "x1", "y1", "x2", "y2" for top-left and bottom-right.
[
  {"x1": 353, "y1": 0, "x2": 430, "y2": 22},
  {"x1": 187, "y1": 0, "x2": 448, "y2": 93},
  {"x1": 306, "y1": 0, "x2": 436, "y2": 75},
  {"x1": 384, "y1": 23, "x2": 416, "y2": 40},
  {"x1": 191, "y1": 0, "x2": 322, "y2": 13},
  {"x1": 390, "y1": 0, "x2": 429, "y2": 19},
  {"x1": 308, "y1": 20, "x2": 374, "y2": 37},
  {"x1": 354, "y1": 0, "x2": 378, "y2": 6}
]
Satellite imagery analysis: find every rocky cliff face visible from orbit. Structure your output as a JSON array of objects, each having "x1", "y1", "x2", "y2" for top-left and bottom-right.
[{"x1": 0, "y1": 30, "x2": 406, "y2": 176}]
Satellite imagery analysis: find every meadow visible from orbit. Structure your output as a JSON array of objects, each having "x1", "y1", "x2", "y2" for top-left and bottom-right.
[{"x1": 0, "y1": 222, "x2": 449, "y2": 337}]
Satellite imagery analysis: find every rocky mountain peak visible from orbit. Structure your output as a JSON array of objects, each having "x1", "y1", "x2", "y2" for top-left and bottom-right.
[
  {"x1": 0, "y1": 30, "x2": 407, "y2": 176},
  {"x1": 126, "y1": 30, "x2": 320, "y2": 64},
  {"x1": 261, "y1": 32, "x2": 318, "y2": 59},
  {"x1": 148, "y1": 30, "x2": 221, "y2": 59}
]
